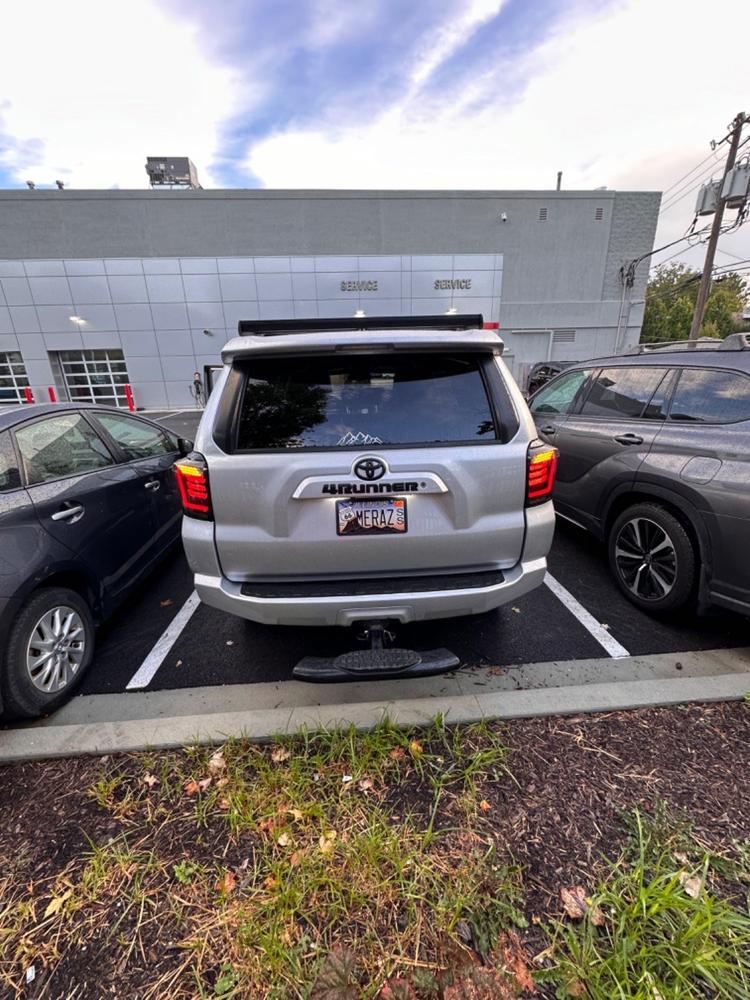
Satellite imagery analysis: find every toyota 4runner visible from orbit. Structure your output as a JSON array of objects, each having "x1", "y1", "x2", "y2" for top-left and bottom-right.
[{"x1": 178, "y1": 315, "x2": 556, "y2": 680}]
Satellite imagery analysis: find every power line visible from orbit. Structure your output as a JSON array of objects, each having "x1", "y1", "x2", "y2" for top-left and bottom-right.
[
  {"x1": 659, "y1": 157, "x2": 724, "y2": 215},
  {"x1": 661, "y1": 148, "x2": 725, "y2": 198}
]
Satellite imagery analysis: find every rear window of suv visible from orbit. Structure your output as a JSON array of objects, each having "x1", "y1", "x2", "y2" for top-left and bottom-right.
[{"x1": 235, "y1": 353, "x2": 498, "y2": 450}]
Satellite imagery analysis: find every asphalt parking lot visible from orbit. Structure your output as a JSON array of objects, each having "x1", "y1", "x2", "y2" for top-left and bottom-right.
[{"x1": 63, "y1": 407, "x2": 744, "y2": 699}]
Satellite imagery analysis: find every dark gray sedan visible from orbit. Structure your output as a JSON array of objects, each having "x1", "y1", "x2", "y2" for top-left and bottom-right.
[{"x1": 0, "y1": 403, "x2": 189, "y2": 718}]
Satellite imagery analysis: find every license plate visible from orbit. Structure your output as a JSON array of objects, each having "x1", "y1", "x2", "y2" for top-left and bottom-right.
[{"x1": 336, "y1": 498, "x2": 407, "y2": 536}]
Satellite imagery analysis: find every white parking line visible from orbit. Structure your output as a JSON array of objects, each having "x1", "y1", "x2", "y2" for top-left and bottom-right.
[
  {"x1": 126, "y1": 591, "x2": 201, "y2": 690},
  {"x1": 544, "y1": 572, "x2": 630, "y2": 658}
]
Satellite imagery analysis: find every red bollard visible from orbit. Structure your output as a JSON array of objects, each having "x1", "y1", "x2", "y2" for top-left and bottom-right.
[
  {"x1": 48, "y1": 386, "x2": 57, "y2": 402},
  {"x1": 124, "y1": 384, "x2": 135, "y2": 412},
  {"x1": 483, "y1": 322, "x2": 500, "y2": 330},
  {"x1": 23, "y1": 386, "x2": 34, "y2": 404}
]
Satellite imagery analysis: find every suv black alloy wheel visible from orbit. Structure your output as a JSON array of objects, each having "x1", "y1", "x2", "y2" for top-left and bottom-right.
[{"x1": 608, "y1": 503, "x2": 696, "y2": 613}]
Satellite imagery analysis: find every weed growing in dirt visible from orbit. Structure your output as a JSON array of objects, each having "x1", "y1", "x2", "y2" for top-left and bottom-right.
[
  {"x1": 0, "y1": 718, "x2": 530, "y2": 999},
  {"x1": 542, "y1": 807, "x2": 750, "y2": 999}
]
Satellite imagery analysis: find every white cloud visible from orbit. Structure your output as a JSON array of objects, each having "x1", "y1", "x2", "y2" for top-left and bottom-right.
[
  {"x1": 0, "y1": 0, "x2": 240, "y2": 189},
  {"x1": 246, "y1": 0, "x2": 749, "y2": 270}
]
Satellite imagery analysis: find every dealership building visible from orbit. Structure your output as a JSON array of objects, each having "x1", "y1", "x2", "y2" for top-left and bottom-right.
[{"x1": 0, "y1": 187, "x2": 659, "y2": 408}]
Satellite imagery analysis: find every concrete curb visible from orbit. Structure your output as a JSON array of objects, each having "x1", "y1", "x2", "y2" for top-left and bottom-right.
[{"x1": 2, "y1": 660, "x2": 748, "y2": 763}]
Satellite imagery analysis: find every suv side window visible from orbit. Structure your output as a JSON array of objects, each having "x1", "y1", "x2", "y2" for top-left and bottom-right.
[
  {"x1": 530, "y1": 369, "x2": 591, "y2": 416},
  {"x1": 580, "y1": 367, "x2": 666, "y2": 419},
  {"x1": 0, "y1": 430, "x2": 21, "y2": 492},
  {"x1": 94, "y1": 412, "x2": 174, "y2": 460},
  {"x1": 669, "y1": 368, "x2": 750, "y2": 423},
  {"x1": 15, "y1": 413, "x2": 114, "y2": 485}
]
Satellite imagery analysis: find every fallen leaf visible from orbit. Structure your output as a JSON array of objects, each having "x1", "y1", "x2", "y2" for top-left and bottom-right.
[
  {"x1": 389, "y1": 747, "x2": 405, "y2": 760},
  {"x1": 287, "y1": 808, "x2": 304, "y2": 822},
  {"x1": 310, "y1": 946, "x2": 358, "y2": 999},
  {"x1": 560, "y1": 886, "x2": 588, "y2": 921},
  {"x1": 488, "y1": 667, "x2": 504, "y2": 676},
  {"x1": 160, "y1": 599, "x2": 173, "y2": 607},
  {"x1": 409, "y1": 740, "x2": 423, "y2": 756},
  {"x1": 264, "y1": 874, "x2": 278, "y2": 890},
  {"x1": 218, "y1": 797, "x2": 231, "y2": 810},
  {"x1": 290, "y1": 851, "x2": 303, "y2": 867},
  {"x1": 225, "y1": 640, "x2": 234, "y2": 646},
  {"x1": 560, "y1": 886, "x2": 605, "y2": 927},
  {"x1": 511, "y1": 606, "x2": 521, "y2": 613},
  {"x1": 319, "y1": 830, "x2": 337, "y2": 854},
  {"x1": 175, "y1": 659, "x2": 183, "y2": 667},
  {"x1": 277, "y1": 831, "x2": 291, "y2": 848},
  {"x1": 142, "y1": 773, "x2": 158, "y2": 788},
  {"x1": 184, "y1": 779, "x2": 200, "y2": 796},
  {"x1": 198, "y1": 777, "x2": 212, "y2": 792},
  {"x1": 479, "y1": 799, "x2": 492, "y2": 812},
  {"x1": 271, "y1": 747, "x2": 291, "y2": 763},
  {"x1": 258, "y1": 816, "x2": 275, "y2": 834},
  {"x1": 567, "y1": 979, "x2": 586, "y2": 997},
  {"x1": 208, "y1": 750, "x2": 226, "y2": 773},
  {"x1": 378, "y1": 979, "x2": 417, "y2": 999},
  {"x1": 341, "y1": 774, "x2": 353, "y2": 784},
  {"x1": 674, "y1": 851, "x2": 689, "y2": 864},
  {"x1": 358, "y1": 777, "x2": 374, "y2": 792},
  {"x1": 679, "y1": 872, "x2": 702, "y2": 899},
  {"x1": 216, "y1": 777, "x2": 229, "y2": 788},
  {"x1": 44, "y1": 889, "x2": 72, "y2": 918},
  {"x1": 217, "y1": 870, "x2": 236, "y2": 895},
  {"x1": 500, "y1": 931, "x2": 535, "y2": 992}
]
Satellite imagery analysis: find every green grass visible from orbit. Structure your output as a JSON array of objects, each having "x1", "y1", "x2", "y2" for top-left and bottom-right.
[
  {"x1": 0, "y1": 718, "x2": 524, "y2": 999},
  {"x1": 543, "y1": 807, "x2": 750, "y2": 999}
]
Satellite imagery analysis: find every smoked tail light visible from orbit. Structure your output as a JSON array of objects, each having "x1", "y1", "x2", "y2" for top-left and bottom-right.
[
  {"x1": 174, "y1": 453, "x2": 213, "y2": 520},
  {"x1": 526, "y1": 442, "x2": 558, "y2": 506}
]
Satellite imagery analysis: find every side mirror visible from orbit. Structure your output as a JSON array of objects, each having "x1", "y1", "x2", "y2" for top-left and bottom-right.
[{"x1": 177, "y1": 437, "x2": 193, "y2": 457}]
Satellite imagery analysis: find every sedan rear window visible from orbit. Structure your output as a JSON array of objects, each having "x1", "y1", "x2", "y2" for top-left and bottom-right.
[{"x1": 235, "y1": 353, "x2": 497, "y2": 449}]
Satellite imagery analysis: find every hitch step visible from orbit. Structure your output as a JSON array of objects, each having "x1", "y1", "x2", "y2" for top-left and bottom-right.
[{"x1": 293, "y1": 647, "x2": 460, "y2": 683}]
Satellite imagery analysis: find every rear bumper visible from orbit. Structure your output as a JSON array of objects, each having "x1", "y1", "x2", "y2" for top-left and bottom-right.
[
  {"x1": 185, "y1": 503, "x2": 555, "y2": 627},
  {"x1": 194, "y1": 556, "x2": 547, "y2": 626}
]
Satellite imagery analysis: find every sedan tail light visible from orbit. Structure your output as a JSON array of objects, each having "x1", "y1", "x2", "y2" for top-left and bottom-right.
[
  {"x1": 526, "y1": 442, "x2": 558, "y2": 506},
  {"x1": 174, "y1": 453, "x2": 212, "y2": 519}
]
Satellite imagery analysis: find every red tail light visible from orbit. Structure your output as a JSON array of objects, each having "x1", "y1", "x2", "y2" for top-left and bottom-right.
[
  {"x1": 174, "y1": 453, "x2": 212, "y2": 519},
  {"x1": 526, "y1": 444, "x2": 557, "y2": 505}
]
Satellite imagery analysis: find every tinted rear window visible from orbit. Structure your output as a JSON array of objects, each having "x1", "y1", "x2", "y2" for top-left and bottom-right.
[
  {"x1": 670, "y1": 368, "x2": 750, "y2": 423},
  {"x1": 581, "y1": 367, "x2": 667, "y2": 419},
  {"x1": 235, "y1": 353, "x2": 498, "y2": 449}
]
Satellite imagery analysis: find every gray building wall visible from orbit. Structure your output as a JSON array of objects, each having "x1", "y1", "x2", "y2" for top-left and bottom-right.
[{"x1": 0, "y1": 188, "x2": 660, "y2": 406}]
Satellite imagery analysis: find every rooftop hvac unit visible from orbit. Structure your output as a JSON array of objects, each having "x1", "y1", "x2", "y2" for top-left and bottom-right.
[
  {"x1": 145, "y1": 157, "x2": 202, "y2": 189},
  {"x1": 721, "y1": 161, "x2": 750, "y2": 208},
  {"x1": 695, "y1": 180, "x2": 721, "y2": 216}
]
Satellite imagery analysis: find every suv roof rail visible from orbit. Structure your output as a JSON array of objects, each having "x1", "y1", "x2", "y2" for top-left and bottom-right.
[
  {"x1": 237, "y1": 314, "x2": 486, "y2": 336},
  {"x1": 625, "y1": 336, "x2": 744, "y2": 354}
]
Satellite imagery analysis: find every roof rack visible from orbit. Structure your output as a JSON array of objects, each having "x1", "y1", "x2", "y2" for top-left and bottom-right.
[
  {"x1": 627, "y1": 333, "x2": 749, "y2": 354},
  {"x1": 237, "y1": 314, "x2": 486, "y2": 336}
]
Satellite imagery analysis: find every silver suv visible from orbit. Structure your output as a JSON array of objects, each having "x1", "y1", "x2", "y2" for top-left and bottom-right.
[{"x1": 179, "y1": 316, "x2": 556, "y2": 679}]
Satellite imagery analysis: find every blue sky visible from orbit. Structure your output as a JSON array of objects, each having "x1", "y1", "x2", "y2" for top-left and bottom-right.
[{"x1": 0, "y1": 0, "x2": 747, "y2": 268}]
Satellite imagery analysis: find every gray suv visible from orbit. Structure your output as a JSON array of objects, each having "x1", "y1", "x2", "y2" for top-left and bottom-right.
[
  {"x1": 529, "y1": 337, "x2": 750, "y2": 615},
  {"x1": 179, "y1": 315, "x2": 556, "y2": 679}
]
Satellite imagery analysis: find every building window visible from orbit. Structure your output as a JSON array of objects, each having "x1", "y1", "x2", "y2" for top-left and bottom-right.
[
  {"x1": 595, "y1": 207, "x2": 604, "y2": 221},
  {"x1": 538, "y1": 207, "x2": 548, "y2": 221},
  {"x1": 0, "y1": 352, "x2": 31, "y2": 405},
  {"x1": 55, "y1": 349, "x2": 130, "y2": 407}
]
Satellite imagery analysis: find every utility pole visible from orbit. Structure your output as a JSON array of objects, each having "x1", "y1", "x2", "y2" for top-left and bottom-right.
[{"x1": 688, "y1": 111, "x2": 747, "y2": 342}]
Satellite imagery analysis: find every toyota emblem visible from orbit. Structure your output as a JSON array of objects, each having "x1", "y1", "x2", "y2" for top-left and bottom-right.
[{"x1": 354, "y1": 457, "x2": 386, "y2": 481}]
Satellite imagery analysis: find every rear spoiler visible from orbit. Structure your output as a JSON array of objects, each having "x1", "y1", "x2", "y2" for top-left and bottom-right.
[{"x1": 237, "y1": 314, "x2": 489, "y2": 336}]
